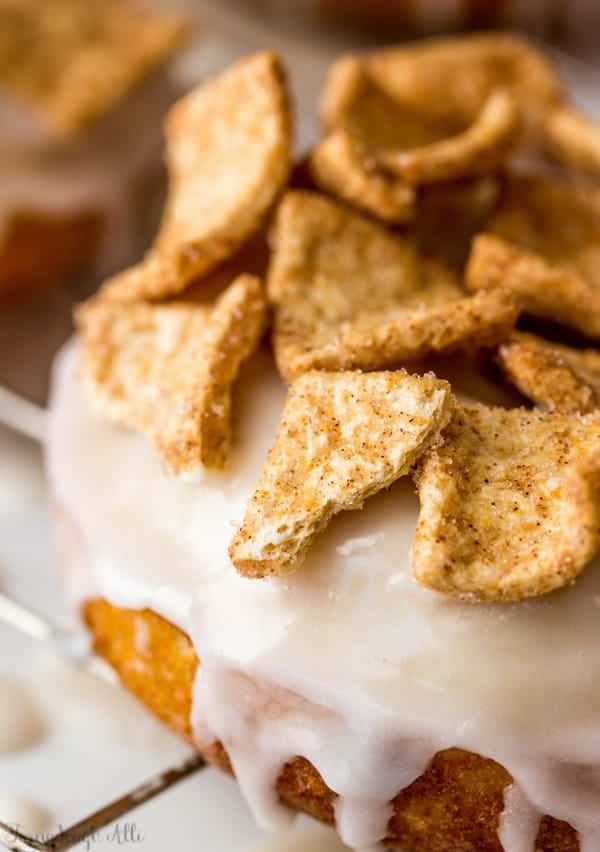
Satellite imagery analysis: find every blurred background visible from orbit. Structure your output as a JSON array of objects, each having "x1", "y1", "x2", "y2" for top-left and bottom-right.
[{"x1": 194, "y1": 0, "x2": 600, "y2": 57}]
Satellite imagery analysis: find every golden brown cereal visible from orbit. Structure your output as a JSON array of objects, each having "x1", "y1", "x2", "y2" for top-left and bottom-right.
[
  {"x1": 268, "y1": 192, "x2": 518, "y2": 379},
  {"x1": 315, "y1": 35, "x2": 560, "y2": 210},
  {"x1": 413, "y1": 402, "x2": 600, "y2": 602},
  {"x1": 310, "y1": 60, "x2": 416, "y2": 221},
  {"x1": 349, "y1": 34, "x2": 562, "y2": 139},
  {"x1": 466, "y1": 176, "x2": 600, "y2": 339},
  {"x1": 230, "y1": 370, "x2": 452, "y2": 578},
  {"x1": 323, "y1": 54, "x2": 422, "y2": 154},
  {"x1": 497, "y1": 332, "x2": 600, "y2": 414},
  {"x1": 102, "y1": 52, "x2": 292, "y2": 301},
  {"x1": 77, "y1": 275, "x2": 266, "y2": 473},
  {"x1": 412, "y1": 175, "x2": 502, "y2": 271},
  {"x1": 545, "y1": 105, "x2": 600, "y2": 177},
  {"x1": 377, "y1": 89, "x2": 519, "y2": 185},
  {"x1": 0, "y1": 0, "x2": 187, "y2": 136},
  {"x1": 309, "y1": 129, "x2": 415, "y2": 223},
  {"x1": 313, "y1": 69, "x2": 516, "y2": 215}
]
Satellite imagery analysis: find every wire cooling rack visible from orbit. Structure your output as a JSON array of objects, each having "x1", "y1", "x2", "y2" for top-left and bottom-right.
[{"x1": 0, "y1": 590, "x2": 206, "y2": 852}]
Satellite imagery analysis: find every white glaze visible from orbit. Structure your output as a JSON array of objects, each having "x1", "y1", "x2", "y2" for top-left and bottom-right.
[
  {"x1": 498, "y1": 786, "x2": 541, "y2": 852},
  {"x1": 47, "y1": 341, "x2": 600, "y2": 851}
]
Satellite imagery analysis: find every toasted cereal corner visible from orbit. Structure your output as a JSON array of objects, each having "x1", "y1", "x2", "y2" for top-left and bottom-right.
[
  {"x1": 103, "y1": 51, "x2": 291, "y2": 301},
  {"x1": 230, "y1": 369, "x2": 452, "y2": 578},
  {"x1": 78, "y1": 274, "x2": 266, "y2": 472},
  {"x1": 413, "y1": 402, "x2": 600, "y2": 601}
]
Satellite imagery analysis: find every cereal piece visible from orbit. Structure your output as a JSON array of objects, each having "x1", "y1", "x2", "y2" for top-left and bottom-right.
[
  {"x1": 268, "y1": 192, "x2": 518, "y2": 380},
  {"x1": 313, "y1": 69, "x2": 515, "y2": 213},
  {"x1": 497, "y1": 332, "x2": 600, "y2": 414},
  {"x1": 77, "y1": 275, "x2": 266, "y2": 473},
  {"x1": 316, "y1": 36, "x2": 560, "y2": 204},
  {"x1": 466, "y1": 176, "x2": 600, "y2": 339},
  {"x1": 0, "y1": 0, "x2": 187, "y2": 136},
  {"x1": 377, "y1": 89, "x2": 519, "y2": 185},
  {"x1": 96, "y1": 261, "x2": 153, "y2": 303},
  {"x1": 413, "y1": 175, "x2": 502, "y2": 271},
  {"x1": 545, "y1": 105, "x2": 600, "y2": 177},
  {"x1": 103, "y1": 52, "x2": 292, "y2": 301},
  {"x1": 310, "y1": 61, "x2": 415, "y2": 221},
  {"x1": 413, "y1": 403, "x2": 600, "y2": 602},
  {"x1": 348, "y1": 35, "x2": 561, "y2": 139},
  {"x1": 309, "y1": 129, "x2": 415, "y2": 223},
  {"x1": 230, "y1": 370, "x2": 452, "y2": 578}
]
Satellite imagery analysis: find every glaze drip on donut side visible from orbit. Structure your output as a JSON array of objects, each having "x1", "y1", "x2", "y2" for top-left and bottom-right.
[{"x1": 47, "y1": 341, "x2": 600, "y2": 852}]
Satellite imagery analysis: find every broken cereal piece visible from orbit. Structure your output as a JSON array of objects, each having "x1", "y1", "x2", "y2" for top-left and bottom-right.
[
  {"x1": 310, "y1": 60, "x2": 416, "y2": 221},
  {"x1": 376, "y1": 88, "x2": 519, "y2": 185},
  {"x1": 309, "y1": 129, "x2": 415, "y2": 224},
  {"x1": 413, "y1": 403, "x2": 600, "y2": 602},
  {"x1": 497, "y1": 332, "x2": 600, "y2": 414},
  {"x1": 230, "y1": 370, "x2": 452, "y2": 578},
  {"x1": 268, "y1": 192, "x2": 518, "y2": 380},
  {"x1": 359, "y1": 35, "x2": 562, "y2": 142},
  {"x1": 413, "y1": 175, "x2": 502, "y2": 271},
  {"x1": 77, "y1": 275, "x2": 266, "y2": 472},
  {"x1": 466, "y1": 176, "x2": 600, "y2": 339},
  {"x1": 314, "y1": 35, "x2": 559, "y2": 210},
  {"x1": 546, "y1": 105, "x2": 600, "y2": 177},
  {"x1": 103, "y1": 52, "x2": 292, "y2": 301}
]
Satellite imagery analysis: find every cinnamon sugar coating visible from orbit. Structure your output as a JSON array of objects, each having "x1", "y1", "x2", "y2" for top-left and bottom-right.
[
  {"x1": 413, "y1": 403, "x2": 600, "y2": 601},
  {"x1": 376, "y1": 88, "x2": 519, "y2": 185},
  {"x1": 269, "y1": 192, "x2": 518, "y2": 380},
  {"x1": 51, "y1": 38, "x2": 600, "y2": 849},
  {"x1": 230, "y1": 369, "x2": 451, "y2": 578},
  {"x1": 497, "y1": 332, "x2": 600, "y2": 415},
  {"x1": 77, "y1": 275, "x2": 266, "y2": 473},
  {"x1": 102, "y1": 52, "x2": 292, "y2": 301},
  {"x1": 353, "y1": 35, "x2": 562, "y2": 137},
  {"x1": 309, "y1": 128, "x2": 415, "y2": 223},
  {"x1": 466, "y1": 176, "x2": 600, "y2": 339},
  {"x1": 311, "y1": 35, "x2": 560, "y2": 219}
]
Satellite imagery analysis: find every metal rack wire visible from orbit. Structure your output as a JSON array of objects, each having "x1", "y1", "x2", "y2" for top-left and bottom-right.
[{"x1": 0, "y1": 592, "x2": 206, "y2": 852}]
